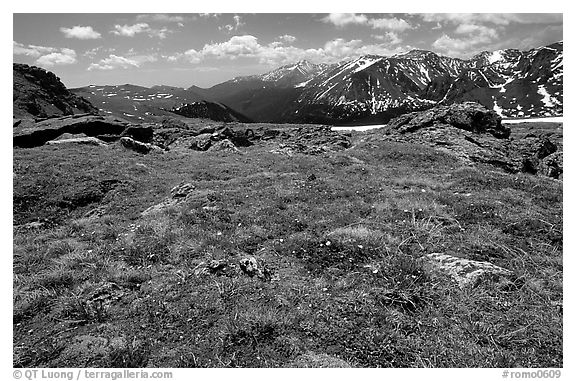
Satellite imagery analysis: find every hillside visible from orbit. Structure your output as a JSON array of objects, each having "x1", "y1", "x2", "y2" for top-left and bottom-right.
[
  {"x1": 71, "y1": 84, "x2": 251, "y2": 124},
  {"x1": 13, "y1": 63, "x2": 98, "y2": 119}
]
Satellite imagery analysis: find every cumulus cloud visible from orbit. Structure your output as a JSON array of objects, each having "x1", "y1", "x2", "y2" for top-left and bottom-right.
[
  {"x1": 87, "y1": 54, "x2": 156, "y2": 71},
  {"x1": 35, "y1": 49, "x2": 77, "y2": 67},
  {"x1": 111, "y1": 23, "x2": 173, "y2": 39},
  {"x1": 369, "y1": 17, "x2": 412, "y2": 32},
  {"x1": 419, "y1": 13, "x2": 562, "y2": 26},
  {"x1": 14, "y1": 41, "x2": 77, "y2": 66},
  {"x1": 322, "y1": 13, "x2": 368, "y2": 27},
  {"x1": 278, "y1": 34, "x2": 297, "y2": 44},
  {"x1": 322, "y1": 13, "x2": 412, "y2": 32},
  {"x1": 111, "y1": 23, "x2": 151, "y2": 37},
  {"x1": 167, "y1": 35, "x2": 414, "y2": 67},
  {"x1": 203, "y1": 35, "x2": 260, "y2": 58},
  {"x1": 372, "y1": 32, "x2": 403, "y2": 45},
  {"x1": 13, "y1": 41, "x2": 54, "y2": 57},
  {"x1": 88, "y1": 55, "x2": 139, "y2": 70},
  {"x1": 166, "y1": 49, "x2": 203, "y2": 64},
  {"x1": 60, "y1": 25, "x2": 101, "y2": 39},
  {"x1": 219, "y1": 15, "x2": 245, "y2": 33},
  {"x1": 136, "y1": 14, "x2": 186, "y2": 23},
  {"x1": 199, "y1": 13, "x2": 221, "y2": 19},
  {"x1": 432, "y1": 21, "x2": 500, "y2": 56}
]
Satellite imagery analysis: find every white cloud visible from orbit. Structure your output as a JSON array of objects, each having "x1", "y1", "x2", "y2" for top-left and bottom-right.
[
  {"x1": 35, "y1": 48, "x2": 77, "y2": 67},
  {"x1": 199, "y1": 13, "x2": 221, "y2": 19},
  {"x1": 203, "y1": 35, "x2": 260, "y2": 58},
  {"x1": 419, "y1": 13, "x2": 562, "y2": 26},
  {"x1": 13, "y1": 41, "x2": 55, "y2": 57},
  {"x1": 219, "y1": 14, "x2": 245, "y2": 33},
  {"x1": 60, "y1": 25, "x2": 101, "y2": 39},
  {"x1": 432, "y1": 21, "x2": 499, "y2": 57},
  {"x1": 322, "y1": 13, "x2": 368, "y2": 27},
  {"x1": 455, "y1": 23, "x2": 498, "y2": 39},
  {"x1": 111, "y1": 23, "x2": 173, "y2": 39},
  {"x1": 136, "y1": 14, "x2": 186, "y2": 23},
  {"x1": 168, "y1": 35, "x2": 414, "y2": 67},
  {"x1": 149, "y1": 27, "x2": 171, "y2": 39},
  {"x1": 111, "y1": 23, "x2": 151, "y2": 37},
  {"x1": 369, "y1": 17, "x2": 412, "y2": 32},
  {"x1": 372, "y1": 32, "x2": 403, "y2": 45},
  {"x1": 87, "y1": 54, "x2": 141, "y2": 70},
  {"x1": 14, "y1": 42, "x2": 77, "y2": 67},
  {"x1": 323, "y1": 13, "x2": 412, "y2": 32},
  {"x1": 278, "y1": 34, "x2": 297, "y2": 44}
]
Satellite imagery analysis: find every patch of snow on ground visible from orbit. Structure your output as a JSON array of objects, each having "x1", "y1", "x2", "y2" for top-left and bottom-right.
[
  {"x1": 353, "y1": 57, "x2": 381, "y2": 73},
  {"x1": 537, "y1": 85, "x2": 556, "y2": 107},
  {"x1": 331, "y1": 117, "x2": 563, "y2": 132},
  {"x1": 488, "y1": 50, "x2": 504, "y2": 64},
  {"x1": 492, "y1": 99, "x2": 504, "y2": 116},
  {"x1": 502, "y1": 117, "x2": 563, "y2": 124}
]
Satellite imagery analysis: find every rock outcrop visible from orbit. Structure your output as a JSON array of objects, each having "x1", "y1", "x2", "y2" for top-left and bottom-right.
[
  {"x1": 265, "y1": 125, "x2": 352, "y2": 156},
  {"x1": 376, "y1": 102, "x2": 559, "y2": 177},
  {"x1": 13, "y1": 114, "x2": 157, "y2": 149},
  {"x1": 13, "y1": 63, "x2": 98, "y2": 118}
]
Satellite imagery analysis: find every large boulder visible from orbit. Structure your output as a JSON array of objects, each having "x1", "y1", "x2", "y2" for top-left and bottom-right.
[
  {"x1": 188, "y1": 133, "x2": 213, "y2": 151},
  {"x1": 386, "y1": 102, "x2": 509, "y2": 138},
  {"x1": 14, "y1": 115, "x2": 129, "y2": 148},
  {"x1": 121, "y1": 125, "x2": 154, "y2": 143}
]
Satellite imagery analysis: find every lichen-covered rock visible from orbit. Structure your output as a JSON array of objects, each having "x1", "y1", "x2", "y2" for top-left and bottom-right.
[
  {"x1": 210, "y1": 138, "x2": 241, "y2": 153},
  {"x1": 386, "y1": 102, "x2": 509, "y2": 138},
  {"x1": 424, "y1": 253, "x2": 513, "y2": 288},
  {"x1": 538, "y1": 152, "x2": 563, "y2": 179},
  {"x1": 119, "y1": 137, "x2": 159, "y2": 154},
  {"x1": 376, "y1": 102, "x2": 559, "y2": 177},
  {"x1": 14, "y1": 114, "x2": 128, "y2": 148}
]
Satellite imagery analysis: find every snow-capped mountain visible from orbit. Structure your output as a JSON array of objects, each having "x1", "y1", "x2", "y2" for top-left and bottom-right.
[
  {"x1": 69, "y1": 41, "x2": 562, "y2": 125},
  {"x1": 429, "y1": 42, "x2": 563, "y2": 119},
  {"x1": 196, "y1": 41, "x2": 562, "y2": 124}
]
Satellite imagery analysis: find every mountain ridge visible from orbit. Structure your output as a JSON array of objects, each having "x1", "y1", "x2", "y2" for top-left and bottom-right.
[{"x1": 57, "y1": 41, "x2": 563, "y2": 125}]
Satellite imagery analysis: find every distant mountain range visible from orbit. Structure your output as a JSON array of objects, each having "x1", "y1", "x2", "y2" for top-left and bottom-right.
[
  {"x1": 197, "y1": 41, "x2": 562, "y2": 125},
  {"x1": 59, "y1": 41, "x2": 563, "y2": 125}
]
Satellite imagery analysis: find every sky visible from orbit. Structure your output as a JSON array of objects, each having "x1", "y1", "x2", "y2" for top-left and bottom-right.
[{"x1": 13, "y1": 13, "x2": 563, "y2": 89}]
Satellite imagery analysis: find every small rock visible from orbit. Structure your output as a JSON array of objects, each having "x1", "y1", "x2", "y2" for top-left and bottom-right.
[
  {"x1": 424, "y1": 252, "x2": 512, "y2": 288},
  {"x1": 120, "y1": 137, "x2": 159, "y2": 154}
]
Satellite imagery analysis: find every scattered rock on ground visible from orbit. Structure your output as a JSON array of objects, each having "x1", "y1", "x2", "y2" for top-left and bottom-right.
[
  {"x1": 142, "y1": 182, "x2": 213, "y2": 216},
  {"x1": 423, "y1": 252, "x2": 513, "y2": 288},
  {"x1": 239, "y1": 256, "x2": 273, "y2": 281},
  {"x1": 119, "y1": 137, "x2": 160, "y2": 154}
]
